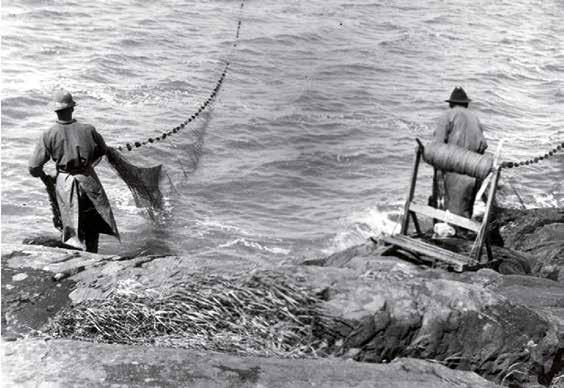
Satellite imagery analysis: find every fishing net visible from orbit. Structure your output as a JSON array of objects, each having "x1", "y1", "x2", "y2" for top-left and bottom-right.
[
  {"x1": 39, "y1": 0, "x2": 245, "y2": 229},
  {"x1": 44, "y1": 271, "x2": 334, "y2": 358},
  {"x1": 40, "y1": 147, "x2": 164, "y2": 228},
  {"x1": 105, "y1": 147, "x2": 163, "y2": 221},
  {"x1": 39, "y1": 172, "x2": 63, "y2": 230}
]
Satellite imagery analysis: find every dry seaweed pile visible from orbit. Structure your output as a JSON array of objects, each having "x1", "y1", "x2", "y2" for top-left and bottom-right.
[{"x1": 46, "y1": 271, "x2": 334, "y2": 358}]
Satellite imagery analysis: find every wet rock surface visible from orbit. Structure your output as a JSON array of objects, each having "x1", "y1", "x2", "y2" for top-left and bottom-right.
[
  {"x1": 2, "y1": 339, "x2": 497, "y2": 387},
  {"x1": 2, "y1": 207, "x2": 563, "y2": 386},
  {"x1": 1, "y1": 252, "x2": 75, "y2": 339}
]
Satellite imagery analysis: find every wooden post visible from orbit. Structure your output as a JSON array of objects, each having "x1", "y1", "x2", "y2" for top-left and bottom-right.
[
  {"x1": 411, "y1": 212, "x2": 422, "y2": 235},
  {"x1": 485, "y1": 236, "x2": 493, "y2": 261},
  {"x1": 471, "y1": 167, "x2": 501, "y2": 263},
  {"x1": 401, "y1": 145, "x2": 422, "y2": 235}
]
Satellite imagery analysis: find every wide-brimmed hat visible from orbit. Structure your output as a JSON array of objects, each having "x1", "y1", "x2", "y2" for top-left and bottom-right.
[
  {"x1": 52, "y1": 89, "x2": 77, "y2": 111},
  {"x1": 445, "y1": 87, "x2": 472, "y2": 103}
]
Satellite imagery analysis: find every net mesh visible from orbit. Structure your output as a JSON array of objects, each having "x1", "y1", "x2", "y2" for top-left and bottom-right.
[
  {"x1": 40, "y1": 172, "x2": 63, "y2": 230},
  {"x1": 106, "y1": 147, "x2": 163, "y2": 221}
]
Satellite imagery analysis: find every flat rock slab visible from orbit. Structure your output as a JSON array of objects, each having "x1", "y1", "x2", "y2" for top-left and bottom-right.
[
  {"x1": 1, "y1": 243, "x2": 258, "y2": 305},
  {"x1": 2, "y1": 339, "x2": 498, "y2": 388}
]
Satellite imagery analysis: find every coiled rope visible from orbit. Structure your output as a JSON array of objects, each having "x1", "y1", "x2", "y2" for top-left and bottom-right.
[
  {"x1": 500, "y1": 142, "x2": 563, "y2": 169},
  {"x1": 117, "y1": 0, "x2": 246, "y2": 153},
  {"x1": 422, "y1": 142, "x2": 493, "y2": 179}
]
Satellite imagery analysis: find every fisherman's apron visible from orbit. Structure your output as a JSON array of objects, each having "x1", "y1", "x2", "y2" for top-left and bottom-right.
[
  {"x1": 437, "y1": 171, "x2": 480, "y2": 218},
  {"x1": 55, "y1": 167, "x2": 119, "y2": 250}
]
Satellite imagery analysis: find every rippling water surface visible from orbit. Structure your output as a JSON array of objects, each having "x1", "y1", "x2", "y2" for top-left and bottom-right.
[{"x1": 2, "y1": 0, "x2": 563, "y2": 261}]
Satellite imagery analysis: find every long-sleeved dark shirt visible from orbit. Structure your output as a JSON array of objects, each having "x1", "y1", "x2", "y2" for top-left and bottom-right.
[{"x1": 29, "y1": 120, "x2": 107, "y2": 176}]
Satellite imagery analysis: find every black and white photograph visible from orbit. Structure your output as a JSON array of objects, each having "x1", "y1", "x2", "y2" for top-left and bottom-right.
[{"x1": 1, "y1": 0, "x2": 563, "y2": 386}]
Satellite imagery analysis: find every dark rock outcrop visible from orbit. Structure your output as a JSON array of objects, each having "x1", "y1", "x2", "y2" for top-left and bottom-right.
[
  {"x1": 303, "y1": 250, "x2": 561, "y2": 385},
  {"x1": 493, "y1": 207, "x2": 564, "y2": 280}
]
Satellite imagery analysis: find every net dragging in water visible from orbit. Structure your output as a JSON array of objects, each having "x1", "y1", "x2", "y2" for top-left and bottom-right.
[
  {"x1": 101, "y1": 0, "x2": 248, "y2": 220},
  {"x1": 106, "y1": 147, "x2": 163, "y2": 221}
]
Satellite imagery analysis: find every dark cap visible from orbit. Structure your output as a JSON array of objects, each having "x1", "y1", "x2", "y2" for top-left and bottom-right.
[{"x1": 445, "y1": 87, "x2": 472, "y2": 104}]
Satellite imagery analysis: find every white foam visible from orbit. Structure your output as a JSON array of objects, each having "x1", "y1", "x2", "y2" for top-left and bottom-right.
[
  {"x1": 532, "y1": 192, "x2": 559, "y2": 208},
  {"x1": 196, "y1": 218, "x2": 252, "y2": 236},
  {"x1": 324, "y1": 206, "x2": 401, "y2": 255},
  {"x1": 218, "y1": 238, "x2": 290, "y2": 255}
]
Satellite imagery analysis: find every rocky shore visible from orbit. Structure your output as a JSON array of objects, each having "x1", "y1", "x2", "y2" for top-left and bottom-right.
[{"x1": 2, "y1": 208, "x2": 563, "y2": 387}]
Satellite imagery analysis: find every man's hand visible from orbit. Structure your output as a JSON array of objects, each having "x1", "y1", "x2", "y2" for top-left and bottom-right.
[{"x1": 29, "y1": 166, "x2": 44, "y2": 177}]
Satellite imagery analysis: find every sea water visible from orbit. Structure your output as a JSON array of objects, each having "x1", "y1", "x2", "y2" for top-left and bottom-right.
[{"x1": 2, "y1": 0, "x2": 563, "y2": 262}]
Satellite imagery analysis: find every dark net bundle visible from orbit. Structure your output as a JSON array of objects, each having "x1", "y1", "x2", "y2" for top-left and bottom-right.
[
  {"x1": 106, "y1": 147, "x2": 163, "y2": 220},
  {"x1": 39, "y1": 171, "x2": 63, "y2": 230}
]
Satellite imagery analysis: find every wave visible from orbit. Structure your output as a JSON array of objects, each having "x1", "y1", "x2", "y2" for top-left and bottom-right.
[
  {"x1": 218, "y1": 238, "x2": 290, "y2": 255},
  {"x1": 1, "y1": 94, "x2": 48, "y2": 108},
  {"x1": 323, "y1": 206, "x2": 401, "y2": 255}
]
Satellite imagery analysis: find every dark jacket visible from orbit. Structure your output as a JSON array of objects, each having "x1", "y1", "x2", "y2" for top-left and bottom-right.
[
  {"x1": 432, "y1": 107, "x2": 488, "y2": 218},
  {"x1": 29, "y1": 120, "x2": 119, "y2": 248}
]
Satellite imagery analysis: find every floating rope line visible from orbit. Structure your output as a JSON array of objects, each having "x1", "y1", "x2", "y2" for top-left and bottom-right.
[
  {"x1": 117, "y1": 63, "x2": 229, "y2": 153},
  {"x1": 100, "y1": 0, "x2": 246, "y2": 220},
  {"x1": 500, "y1": 142, "x2": 563, "y2": 169},
  {"x1": 118, "y1": 0, "x2": 246, "y2": 153},
  {"x1": 235, "y1": 0, "x2": 244, "y2": 41}
]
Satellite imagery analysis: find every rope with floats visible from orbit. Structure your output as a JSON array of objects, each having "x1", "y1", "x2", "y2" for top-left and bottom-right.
[
  {"x1": 500, "y1": 142, "x2": 563, "y2": 169},
  {"x1": 117, "y1": 64, "x2": 229, "y2": 152},
  {"x1": 420, "y1": 139, "x2": 563, "y2": 180},
  {"x1": 117, "y1": 0, "x2": 246, "y2": 153}
]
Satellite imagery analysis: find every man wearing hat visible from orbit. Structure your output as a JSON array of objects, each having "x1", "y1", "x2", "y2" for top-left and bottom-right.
[
  {"x1": 28, "y1": 90, "x2": 119, "y2": 252},
  {"x1": 431, "y1": 87, "x2": 488, "y2": 222}
]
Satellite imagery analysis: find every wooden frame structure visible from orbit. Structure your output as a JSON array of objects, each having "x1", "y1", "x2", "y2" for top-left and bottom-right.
[{"x1": 382, "y1": 143, "x2": 501, "y2": 272}]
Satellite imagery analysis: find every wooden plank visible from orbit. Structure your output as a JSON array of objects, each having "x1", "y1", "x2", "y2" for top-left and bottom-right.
[
  {"x1": 382, "y1": 235, "x2": 471, "y2": 272},
  {"x1": 383, "y1": 236, "x2": 467, "y2": 272},
  {"x1": 410, "y1": 212, "x2": 422, "y2": 235},
  {"x1": 409, "y1": 202, "x2": 481, "y2": 233},
  {"x1": 471, "y1": 168, "x2": 501, "y2": 262},
  {"x1": 387, "y1": 235, "x2": 470, "y2": 265}
]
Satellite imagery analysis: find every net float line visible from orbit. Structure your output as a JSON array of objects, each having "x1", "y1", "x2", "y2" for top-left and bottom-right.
[
  {"x1": 500, "y1": 141, "x2": 563, "y2": 169},
  {"x1": 117, "y1": 62, "x2": 229, "y2": 153},
  {"x1": 118, "y1": 0, "x2": 246, "y2": 153}
]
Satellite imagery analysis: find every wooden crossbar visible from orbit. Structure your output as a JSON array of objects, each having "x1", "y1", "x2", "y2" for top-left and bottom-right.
[
  {"x1": 382, "y1": 235, "x2": 471, "y2": 272},
  {"x1": 409, "y1": 202, "x2": 481, "y2": 233}
]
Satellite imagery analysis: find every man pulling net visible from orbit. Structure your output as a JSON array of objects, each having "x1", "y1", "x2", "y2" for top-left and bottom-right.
[{"x1": 28, "y1": 90, "x2": 163, "y2": 253}]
